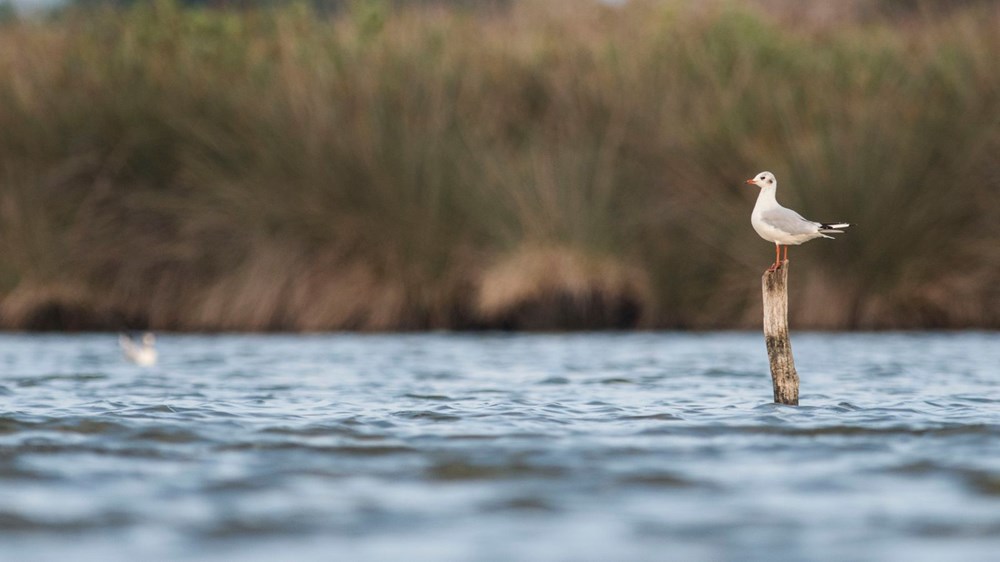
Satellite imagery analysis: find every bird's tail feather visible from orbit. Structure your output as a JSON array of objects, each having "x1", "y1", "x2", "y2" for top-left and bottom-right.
[{"x1": 819, "y1": 222, "x2": 850, "y2": 234}]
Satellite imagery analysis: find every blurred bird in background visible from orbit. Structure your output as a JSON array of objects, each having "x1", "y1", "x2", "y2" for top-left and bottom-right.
[{"x1": 119, "y1": 332, "x2": 158, "y2": 366}]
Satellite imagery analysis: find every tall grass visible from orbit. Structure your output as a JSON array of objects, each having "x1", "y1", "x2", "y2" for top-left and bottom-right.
[{"x1": 0, "y1": 0, "x2": 997, "y2": 330}]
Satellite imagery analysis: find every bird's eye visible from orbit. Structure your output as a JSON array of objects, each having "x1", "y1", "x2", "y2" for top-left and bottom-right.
[{"x1": 768, "y1": 179, "x2": 773, "y2": 184}]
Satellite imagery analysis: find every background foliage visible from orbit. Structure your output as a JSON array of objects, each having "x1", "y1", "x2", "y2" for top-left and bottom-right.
[{"x1": 0, "y1": 0, "x2": 997, "y2": 330}]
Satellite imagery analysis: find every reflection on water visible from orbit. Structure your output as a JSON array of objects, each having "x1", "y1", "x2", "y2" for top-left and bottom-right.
[{"x1": 0, "y1": 332, "x2": 998, "y2": 561}]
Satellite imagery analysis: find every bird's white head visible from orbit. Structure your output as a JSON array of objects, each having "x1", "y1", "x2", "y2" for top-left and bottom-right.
[
  {"x1": 745, "y1": 171, "x2": 776, "y2": 189},
  {"x1": 142, "y1": 332, "x2": 156, "y2": 346}
]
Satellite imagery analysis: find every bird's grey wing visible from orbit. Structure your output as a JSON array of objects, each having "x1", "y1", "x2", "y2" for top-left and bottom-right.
[{"x1": 760, "y1": 208, "x2": 819, "y2": 235}]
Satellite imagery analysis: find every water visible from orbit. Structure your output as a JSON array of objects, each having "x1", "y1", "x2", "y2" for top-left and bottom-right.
[{"x1": 1, "y1": 332, "x2": 998, "y2": 562}]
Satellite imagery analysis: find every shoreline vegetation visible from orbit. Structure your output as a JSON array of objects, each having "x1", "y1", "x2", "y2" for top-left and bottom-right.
[{"x1": 0, "y1": 0, "x2": 998, "y2": 331}]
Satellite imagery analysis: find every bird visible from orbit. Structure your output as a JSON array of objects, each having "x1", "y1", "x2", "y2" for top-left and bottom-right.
[
  {"x1": 119, "y1": 332, "x2": 158, "y2": 366},
  {"x1": 745, "y1": 171, "x2": 850, "y2": 272}
]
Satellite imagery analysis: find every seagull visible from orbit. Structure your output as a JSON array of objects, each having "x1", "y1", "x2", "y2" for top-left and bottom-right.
[
  {"x1": 119, "y1": 332, "x2": 158, "y2": 366},
  {"x1": 745, "y1": 171, "x2": 850, "y2": 272}
]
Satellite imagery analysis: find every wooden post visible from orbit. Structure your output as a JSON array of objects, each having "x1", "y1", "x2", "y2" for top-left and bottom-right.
[{"x1": 762, "y1": 260, "x2": 799, "y2": 405}]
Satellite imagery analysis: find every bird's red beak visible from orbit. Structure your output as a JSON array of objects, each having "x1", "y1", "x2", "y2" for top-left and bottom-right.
[{"x1": 745, "y1": 178, "x2": 756, "y2": 184}]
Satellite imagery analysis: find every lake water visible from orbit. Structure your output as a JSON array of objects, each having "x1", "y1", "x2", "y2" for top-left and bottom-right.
[{"x1": 1, "y1": 332, "x2": 998, "y2": 561}]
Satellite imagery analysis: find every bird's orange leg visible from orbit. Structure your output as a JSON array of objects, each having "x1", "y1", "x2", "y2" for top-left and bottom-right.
[
  {"x1": 783, "y1": 245, "x2": 788, "y2": 263},
  {"x1": 767, "y1": 244, "x2": 781, "y2": 272}
]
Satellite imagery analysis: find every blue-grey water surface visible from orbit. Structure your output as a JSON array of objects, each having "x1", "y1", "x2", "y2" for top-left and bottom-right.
[{"x1": 1, "y1": 332, "x2": 998, "y2": 561}]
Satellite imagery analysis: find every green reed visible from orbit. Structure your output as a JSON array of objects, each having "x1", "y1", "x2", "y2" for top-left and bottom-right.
[{"x1": 0, "y1": 0, "x2": 997, "y2": 330}]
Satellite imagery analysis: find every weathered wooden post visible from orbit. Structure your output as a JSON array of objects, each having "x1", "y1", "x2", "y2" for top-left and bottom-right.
[{"x1": 762, "y1": 260, "x2": 799, "y2": 405}]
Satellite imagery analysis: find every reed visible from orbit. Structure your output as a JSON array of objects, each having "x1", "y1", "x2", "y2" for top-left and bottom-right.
[{"x1": 0, "y1": 0, "x2": 997, "y2": 330}]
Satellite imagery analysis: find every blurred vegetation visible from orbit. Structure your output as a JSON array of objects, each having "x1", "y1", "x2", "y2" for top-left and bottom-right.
[{"x1": 0, "y1": 0, "x2": 997, "y2": 331}]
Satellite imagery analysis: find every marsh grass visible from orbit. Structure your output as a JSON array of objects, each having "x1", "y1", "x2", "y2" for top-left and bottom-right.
[{"x1": 0, "y1": 0, "x2": 997, "y2": 330}]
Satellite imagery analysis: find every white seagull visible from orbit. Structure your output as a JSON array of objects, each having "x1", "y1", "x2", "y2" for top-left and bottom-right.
[
  {"x1": 745, "y1": 171, "x2": 850, "y2": 272},
  {"x1": 119, "y1": 332, "x2": 158, "y2": 366}
]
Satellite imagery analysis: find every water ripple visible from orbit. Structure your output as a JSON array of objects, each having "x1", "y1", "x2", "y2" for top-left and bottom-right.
[{"x1": 0, "y1": 332, "x2": 997, "y2": 562}]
